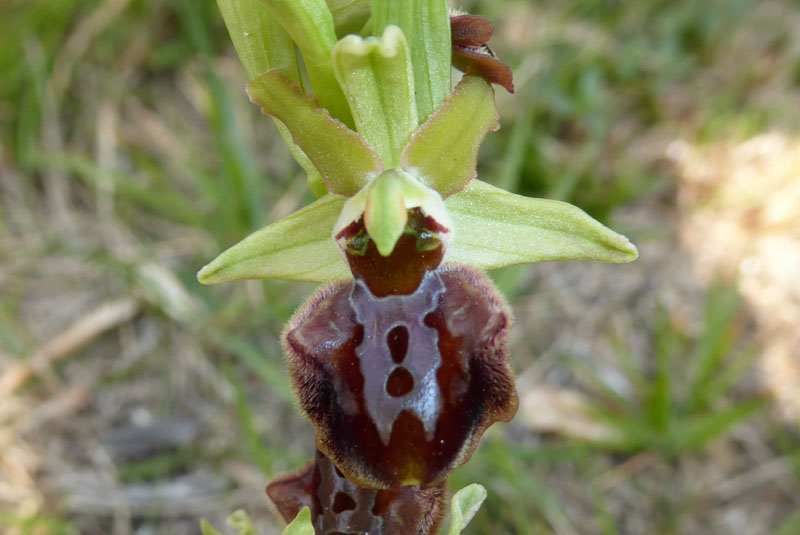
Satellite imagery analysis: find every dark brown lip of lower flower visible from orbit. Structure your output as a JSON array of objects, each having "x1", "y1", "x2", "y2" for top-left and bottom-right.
[{"x1": 267, "y1": 450, "x2": 447, "y2": 535}]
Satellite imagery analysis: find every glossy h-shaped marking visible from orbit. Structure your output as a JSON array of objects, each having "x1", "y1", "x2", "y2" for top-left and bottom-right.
[
  {"x1": 316, "y1": 451, "x2": 383, "y2": 534},
  {"x1": 349, "y1": 271, "x2": 445, "y2": 445}
]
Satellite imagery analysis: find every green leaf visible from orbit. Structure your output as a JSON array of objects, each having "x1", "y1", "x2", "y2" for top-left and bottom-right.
[
  {"x1": 687, "y1": 283, "x2": 743, "y2": 412},
  {"x1": 216, "y1": 0, "x2": 301, "y2": 81},
  {"x1": 403, "y1": 76, "x2": 499, "y2": 198},
  {"x1": 444, "y1": 180, "x2": 638, "y2": 269},
  {"x1": 670, "y1": 397, "x2": 766, "y2": 452},
  {"x1": 447, "y1": 484, "x2": 487, "y2": 535},
  {"x1": 776, "y1": 507, "x2": 800, "y2": 535},
  {"x1": 261, "y1": 0, "x2": 353, "y2": 126},
  {"x1": 197, "y1": 194, "x2": 350, "y2": 284},
  {"x1": 332, "y1": 25, "x2": 417, "y2": 168},
  {"x1": 334, "y1": 169, "x2": 452, "y2": 256},
  {"x1": 200, "y1": 519, "x2": 224, "y2": 535},
  {"x1": 247, "y1": 71, "x2": 382, "y2": 196},
  {"x1": 227, "y1": 510, "x2": 257, "y2": 535},
  {"x1": 327, "y1": 0, "x2": 371, "y2": 37},
  {"x1": 283, "y1": 507, "x2": 315, "y2": 535},
  {"x1": 372, "y1": 0, "x2": 451, "y2": 123},
  {"x1": 199, "y1": 510, "x2": 258, "y2": 535}
]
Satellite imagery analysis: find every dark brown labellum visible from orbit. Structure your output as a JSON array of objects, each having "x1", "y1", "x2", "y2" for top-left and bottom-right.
[
  {"x1": 267, "y1": 450, "x2": 446, "y2": 535},
  {"x1": 282, "y1": 264, "x2": 518, "y2": 489}
]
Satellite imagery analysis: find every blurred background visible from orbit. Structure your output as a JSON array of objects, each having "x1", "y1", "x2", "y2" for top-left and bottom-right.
[{"x1": 1, "y1": 0, "x2": 800, "y2": 533}]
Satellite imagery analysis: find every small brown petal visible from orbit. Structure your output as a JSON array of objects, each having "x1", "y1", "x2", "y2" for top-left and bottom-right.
[
  {"x1": 452, "y1": 46, "x2": 515, "y2": 94},
  {"x1": 450, "y1": 13, "x2": 515, "y2": 93},
  {"x1": 450, "y1": 14, "x2": 495, "y2": 47}
]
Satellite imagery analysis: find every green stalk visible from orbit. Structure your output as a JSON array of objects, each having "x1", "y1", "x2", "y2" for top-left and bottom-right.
[{"x1": 217, "y1": 0, "x2": 328, "y2": 196}]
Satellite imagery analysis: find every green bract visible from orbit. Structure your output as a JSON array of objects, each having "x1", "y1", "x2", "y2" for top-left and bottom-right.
[
  {"x1": 216, "y1": 0, "x2": 326, "y2": 196},
  {"x1": 200, "y1": 510, "x2": 258, "y2": 535},
  {"x1": 326, "y1": 0, "x2": 371, "y2": 37},
  {"x1": 201, "y1": 507, "x2": 315, "y2": 535},
  {"x1": 282, "y1": 507, "x2": 315, "y2": 535},
  {"x1": 199, "y1": 0, "x2": 638, "y2": 287},
  {"x1": 447, "y1": 484, "x2": 488, "y2": 535}
]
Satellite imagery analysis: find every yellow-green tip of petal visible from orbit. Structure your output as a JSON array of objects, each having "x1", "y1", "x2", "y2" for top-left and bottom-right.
[
  {"x1": 196, "y1": 263, "x2": 216, "y2": 285},
  {"x1": 617, "y1": 237, "x2": 639, "y2": 263}
]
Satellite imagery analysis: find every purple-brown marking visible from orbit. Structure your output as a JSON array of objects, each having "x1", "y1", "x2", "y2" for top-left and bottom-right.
[{"x1": 267, "y1": 450, "x2": 446, "y2": 535}]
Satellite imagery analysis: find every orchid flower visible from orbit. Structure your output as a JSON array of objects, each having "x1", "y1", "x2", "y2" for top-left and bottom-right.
[{"x1": 200, "y1": 1, "x2": 636, "y2": 533}]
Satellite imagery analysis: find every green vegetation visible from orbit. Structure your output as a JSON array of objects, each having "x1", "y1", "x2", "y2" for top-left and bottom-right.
[{"x1": 571, "y1": 283, "x2": 766, "y2": 456}]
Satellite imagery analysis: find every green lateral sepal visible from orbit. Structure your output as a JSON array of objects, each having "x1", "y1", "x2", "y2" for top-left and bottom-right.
[
  {"x1": 403, "y1": 75, "x2": 499, "y2": 198},
  {"x1": 334, "y1": 169, "x2": 452, "y2": 257},
  {"x1": 283, "y1": 507, "x2": 314, "y2": 535},
  {"x1": 197, "y1": 194, "x2": 350, "y2": 284},
  {"x1": 247, "y1": 71, "x2": 382, "y2": 197},
  {"x1": 332, "y1": 25, "x2": 417, "y2": 168},
  {"x1": 447, "y1": 484, "x2": 488, "y2": 535},
  {"x1": 261, "y1": 0, "x2": 353, "y2": 126},
  {"x1": 372, "y1": 0, "x2": 451, "y2": 122},
  {"x1": 445, "y1": 180, "x2": 639, "y2": 269}
]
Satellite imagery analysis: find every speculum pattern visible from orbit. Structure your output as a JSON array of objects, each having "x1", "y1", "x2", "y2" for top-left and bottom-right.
[{"x1": 350, "y1": 272, "x2": 445, "y2": 445}]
